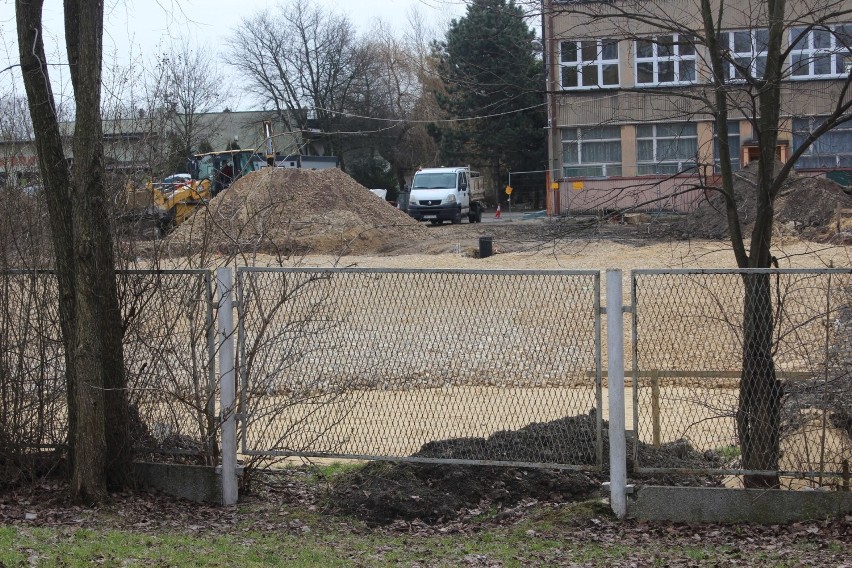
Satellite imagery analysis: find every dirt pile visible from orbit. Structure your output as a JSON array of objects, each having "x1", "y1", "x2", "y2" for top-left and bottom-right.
[
  {"x1": 169, "y1": 168, "x2": 431, "y2": 256},
  {"x1": 664, "y1": 164, "x2": 852, "y2": 241},
  {"x1": 327, "y1": 412, "x2": 722, "y2": 525}
]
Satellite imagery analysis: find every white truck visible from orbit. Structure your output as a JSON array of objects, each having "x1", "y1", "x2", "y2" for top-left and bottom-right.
[{"x1": 407, "y1": 166, "x2": 485, "y2": 224}]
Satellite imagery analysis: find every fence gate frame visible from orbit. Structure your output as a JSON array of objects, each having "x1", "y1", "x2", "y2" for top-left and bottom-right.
[{"x1": 231, "y1": 266, "x2": 604, "y2": 471}]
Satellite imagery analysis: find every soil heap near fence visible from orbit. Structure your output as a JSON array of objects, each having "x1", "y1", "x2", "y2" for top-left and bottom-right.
[
  {"x1": 327, "y1": 412, "x2": 722, "y2": 525},
  {"x1": 663, "y1": 164, "x2": 852, "y2": 241},
  {"x1": 169, "y1": 168, "x2": 430, "y2": 255}
]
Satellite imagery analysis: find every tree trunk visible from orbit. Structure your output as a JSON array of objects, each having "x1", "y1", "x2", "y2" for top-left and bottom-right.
[
  {"x1": 735, "y1": 0, "x2": 786, "y2": 490},
  {"x1": 17, "y1": 0, "x2": 132, "y2": 501},
  {"x1": 16, "y1": 0, "x2": 79, "y2": 480},
  {"x1": 65, "y1": 0, "x2": 133, "y2": 493},
  {"x1": 739, "y1": 273, "x2": 782, "y2": 488}
]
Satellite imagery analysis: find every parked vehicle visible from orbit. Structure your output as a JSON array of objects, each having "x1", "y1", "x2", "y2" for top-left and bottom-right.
[{"x1": 407, "y1": 166, "x2": 484, "y2": 224}]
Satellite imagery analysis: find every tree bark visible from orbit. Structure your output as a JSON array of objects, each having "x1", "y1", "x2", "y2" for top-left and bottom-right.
[
  {"x1": 64, "y1": 0, "x2": 132, "y2": 493},
  {"x1": 739, "y1": 273, "x2": 783, "y2": 488},
  {"x1": 17, "y1": 0, "x2": 131, "y2": 501},
  {"x1": 16, "y1": 0, "x2": 79, "y2": 480},
  {"x1": 735, "y1": 0, "x2": 786, "y2": 489}
]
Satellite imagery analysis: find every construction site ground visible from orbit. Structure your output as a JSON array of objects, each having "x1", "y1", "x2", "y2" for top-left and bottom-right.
[
  {"x1": 155, "y1": 166, "x2": 852, "y2": 269},
  {"x1": 133, "y1": 169, "x2": 852, "y2": 525},
  {"x1": 275, "y1": 212, "x2": 852, "y2": 271}
]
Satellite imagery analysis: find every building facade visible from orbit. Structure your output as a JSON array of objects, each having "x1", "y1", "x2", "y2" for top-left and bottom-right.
[
  {"x1": 1, "y1": 110, "x2": 308, "y2": 183},
  {"x1": 544, "y1": 0, "x2": 852, "y2": 214}
]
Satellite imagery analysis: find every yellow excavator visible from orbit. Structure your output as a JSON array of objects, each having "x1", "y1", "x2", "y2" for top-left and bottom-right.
[{"x1": 123, "y1": 148, "x2": 267, "y2": 237}]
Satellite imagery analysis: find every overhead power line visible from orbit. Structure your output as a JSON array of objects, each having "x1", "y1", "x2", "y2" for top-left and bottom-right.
[{"x1": 313, "y1": 102, "x2": 547, "y2": 124}]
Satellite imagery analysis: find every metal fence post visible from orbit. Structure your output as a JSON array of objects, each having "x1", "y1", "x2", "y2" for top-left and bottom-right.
[
  {"x1": 216, "y1": 268, "x2": 238, "y2": 506},
  {"x1": 607, "y1": 269, "x2": 627, "y2": 519}
]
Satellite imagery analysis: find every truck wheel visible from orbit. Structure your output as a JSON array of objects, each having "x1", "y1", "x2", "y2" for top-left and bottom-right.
[{"x1": 452, "y1": 210, "x2": 462, "y2": 224}]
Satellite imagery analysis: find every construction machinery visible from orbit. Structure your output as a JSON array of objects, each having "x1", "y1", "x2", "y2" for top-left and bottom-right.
[{"x1": 123, "y1": 149, "x2": 267, "y2": 237}]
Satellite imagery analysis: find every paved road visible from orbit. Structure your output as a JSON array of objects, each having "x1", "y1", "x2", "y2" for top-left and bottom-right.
[{"x1": 479, "y1": 209, "x2": 547, "y2": 224}]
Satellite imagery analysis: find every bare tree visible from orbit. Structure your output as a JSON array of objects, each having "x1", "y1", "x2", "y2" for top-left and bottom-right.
[
  {"x1": 16, "y1": 0, "x2": 131, "y2": 501},
  {"x1": 344, "y1": 19, "x2": 440, "y2": 191},
  {"x1": 227, "y1": 1, "x2": 370, "y2": 160},
  {"x1": 541, "y1": 0, "x2": 852, "y2": 487},
  {"x1": 154, "y1": 45, "x2": 229, "y2": 164}
]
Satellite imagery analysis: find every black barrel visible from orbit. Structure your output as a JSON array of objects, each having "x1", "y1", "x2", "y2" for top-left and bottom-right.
[{"x1": 479, "y1": 236, "x2": 493, "y2": 258}]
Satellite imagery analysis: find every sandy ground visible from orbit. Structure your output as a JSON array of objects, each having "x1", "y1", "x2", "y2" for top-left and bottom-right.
[
  {"x1": 114, "y1": 215, "x2": 852, "y2": 479},
  {"x1": 226, "y1": 220, "x2": 851, "y2": 480},
  {"x1": 244, "y1": 383, "x2": 849, "y2": 475},
  {"x1": 245, "y1": 216, "x2": 852, "y2": 270}
]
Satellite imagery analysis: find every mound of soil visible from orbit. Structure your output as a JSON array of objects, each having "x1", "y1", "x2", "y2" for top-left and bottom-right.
[
  {"x1": 327, "y1": 412, "x2": 722, "y2": 525},
  {"x1": 663, "y1": 164, "x2": 852, "y2": 241},
  {"x1": 168, "y1": 168, "x2": 431, "y2": 256}
]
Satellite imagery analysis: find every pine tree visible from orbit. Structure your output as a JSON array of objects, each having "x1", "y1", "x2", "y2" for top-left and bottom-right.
[{"x1": 432, "y1": 0, "x2": 546, "y2": 178}]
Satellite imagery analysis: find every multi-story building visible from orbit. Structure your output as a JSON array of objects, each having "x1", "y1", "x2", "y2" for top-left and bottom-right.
[{"x1": 543, "y1": 0, "x2": 852, "y2": 214}]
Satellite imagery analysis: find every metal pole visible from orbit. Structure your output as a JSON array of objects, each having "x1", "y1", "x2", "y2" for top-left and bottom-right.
[
  {"x1": 216, "y1": 268, "x2": 238, "y2": 506},
  {"x1": 607, "y1": 269, "x2": 628, "y2": 518},
  {"x1": 651, "y1": 371, "x2": 661, "y2": 448},
  {"x1": 205, "y1": 273, "x2": 218, "y2": 464},
  {"x1": 508, "y1": 172, "x2": 512, "y2": 212}
]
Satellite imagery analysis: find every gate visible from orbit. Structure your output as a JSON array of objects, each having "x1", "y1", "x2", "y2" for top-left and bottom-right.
[{"x1": 235, "y1": 268, "x2": 603, "y2": 469}]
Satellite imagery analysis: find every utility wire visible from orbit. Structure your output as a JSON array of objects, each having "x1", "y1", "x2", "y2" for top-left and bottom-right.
[{"x1": 313, "y1": 101, "x2": 547, "y2": 124}]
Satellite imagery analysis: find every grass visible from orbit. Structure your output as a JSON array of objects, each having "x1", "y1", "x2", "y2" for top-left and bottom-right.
[
  {"x1": 0, "y1": 527, "x2": 668, "y2": 568},
  {"x1": 715, "y1": 444, "x2": 742, "y2": 461},
  {"x1": 0, "y1": 524, "x2": 596, "y2": 567},
  {"x1": 0, "y1": 528, "x2": 357, "y2": 567},
  {"x1": 2, "y1": 516, "x2": 847, "y2": 567},
  {"x1": 0, "y1": 465, "x2": 848, "y2": 567}
]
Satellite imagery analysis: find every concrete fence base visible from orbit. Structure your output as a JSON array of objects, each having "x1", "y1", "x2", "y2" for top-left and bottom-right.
[
  {"x1": 629, "y1": 486, "x2": 852, "y2": 523},
  {"x1": 134, "y1": 462, "x2": 242, "y2": 505}
]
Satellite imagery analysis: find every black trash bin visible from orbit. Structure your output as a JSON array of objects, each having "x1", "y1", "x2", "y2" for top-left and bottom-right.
[{"x1": 479, "y1": 236, "x2": 493, "y2": 258}]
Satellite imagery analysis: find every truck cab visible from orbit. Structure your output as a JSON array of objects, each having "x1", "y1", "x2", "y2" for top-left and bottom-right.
[{"x1": 407, "y1": 166, "x2": 484, "y2": 224}]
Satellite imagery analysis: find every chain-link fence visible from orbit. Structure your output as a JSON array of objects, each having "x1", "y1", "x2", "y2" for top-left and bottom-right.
[
  {"x1": 0, "y1": 271, "x2": 65, "y2": 458},
  {"x1": 236, "y1": 268, "x2": 603, "y2": 469},
  {"x1": 6, "y1": 266, "x2": 850, "y2": 486},
  {"x1": 632, "y1": 269, "x2": 852, "y2": 486},
  {"x1": 0, "y1": 269, "x2": 218, "y2": 466},
  {"x1": 120, "y1": 270, "x2": 218, "y2": 463}
]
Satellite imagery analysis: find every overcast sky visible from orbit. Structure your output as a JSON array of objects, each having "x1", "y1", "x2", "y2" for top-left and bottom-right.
[{"x1": 1, "y1": 0, "x2": 468, "y2": 106}]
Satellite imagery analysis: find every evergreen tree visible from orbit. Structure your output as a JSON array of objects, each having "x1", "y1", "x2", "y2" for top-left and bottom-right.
[{"x1": 431, "y1": 0, "x2": 546, "y2": 180}]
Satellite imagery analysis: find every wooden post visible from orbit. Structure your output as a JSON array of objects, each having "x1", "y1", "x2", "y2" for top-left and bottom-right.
[{"x1": 651, "y1": 371, "x2": 661, "y2": 448}]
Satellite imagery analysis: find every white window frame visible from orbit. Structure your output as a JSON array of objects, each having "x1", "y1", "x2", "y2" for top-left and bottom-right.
[
  {"x1": 789, "y1": 25, "x2": 852, "y2": 79},
  {"x1": 562, "y1": 126, "x2": 622, "y2": 178},
  {"x1": 634, "y1": 34, "x2": 697, "y2": 86},
  {"x1": 718, "y1": 29, "x2": 768, "y2": 82},
  {"x1": 636, "y1": 123, "x2": 699, "y2": 175},
  {"x1": 792, "y1": 116, "x2": 852, "y2": 169},
  {"x1": 559, "y1": 39, "x2": 620, "y2": 90}
]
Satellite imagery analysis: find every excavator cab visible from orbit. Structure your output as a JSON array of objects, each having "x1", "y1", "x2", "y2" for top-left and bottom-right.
[{"x1": 190, "y1": 149, "x2": 266, "y2": 196}]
